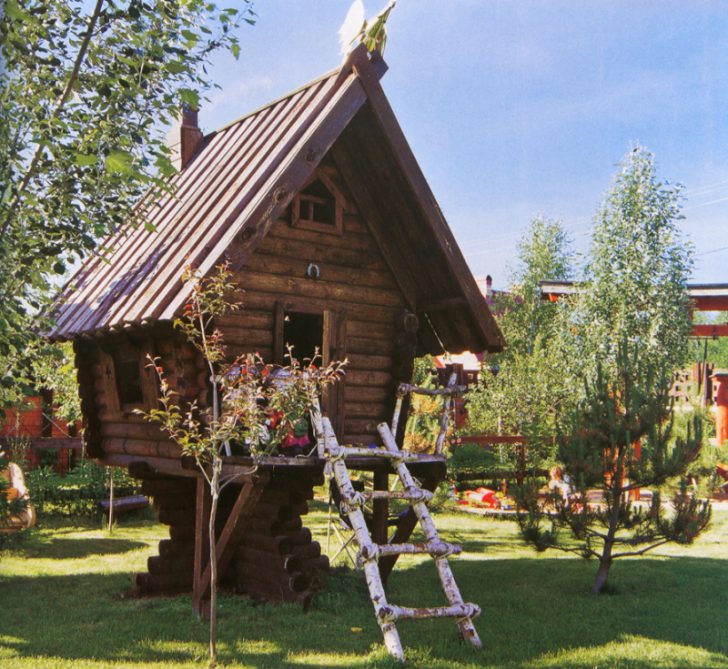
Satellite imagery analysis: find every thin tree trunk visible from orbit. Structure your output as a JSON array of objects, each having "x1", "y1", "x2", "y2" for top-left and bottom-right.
[
  {"x1": 208, "y1": 457, "x2": 221, "y2": 666},
  {"x1": 593, "y1": 444, "x2": 625, "y2": 595},
  {"x1": 592, "y1": 551, "x2": 613, "y2": 594}
]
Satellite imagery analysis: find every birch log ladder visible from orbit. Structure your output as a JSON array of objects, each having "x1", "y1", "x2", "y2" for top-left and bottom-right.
[{"x1": 311, "y1": 407, "x2": 481, "y2": 662}]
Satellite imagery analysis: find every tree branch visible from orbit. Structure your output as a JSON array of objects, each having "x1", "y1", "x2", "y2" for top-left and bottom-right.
[
  {"x1": 1, "y1": 0, "x2": 105, "y2": 238},
  {"x1": 611, "y1": 539, "x2": 671, "y2": 560}
]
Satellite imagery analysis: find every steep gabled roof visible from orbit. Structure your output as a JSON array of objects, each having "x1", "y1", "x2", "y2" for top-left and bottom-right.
[{"x1": 50, "y1": 45, "x2": 504, "y2": 354}]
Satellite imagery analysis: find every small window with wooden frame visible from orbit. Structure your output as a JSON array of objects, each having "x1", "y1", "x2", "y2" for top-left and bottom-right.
[
  {"x1": 99, "y1": 337, "x2": 158, "y2": 416},
  {"x1": 290, "y1": 171, "x2": 344, "y2": 235}
]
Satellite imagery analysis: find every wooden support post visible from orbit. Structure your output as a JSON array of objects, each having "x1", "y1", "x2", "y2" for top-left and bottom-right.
[
  {"x1": 193, "y1": 473, "x2": 269, "y2": 616},
  {"x1": 192, "y1": 477, "x2": 211, "y2": 617},
  {"x1": 372, "y1": 468, "x2": 389, "y2": 546}
]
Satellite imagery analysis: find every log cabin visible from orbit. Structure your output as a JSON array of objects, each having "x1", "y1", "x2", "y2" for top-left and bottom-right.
[{"x1": 49, "y1": 45, "x2": 504, "y2": 610}]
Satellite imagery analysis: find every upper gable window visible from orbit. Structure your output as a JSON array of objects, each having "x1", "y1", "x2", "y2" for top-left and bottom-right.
[{"x1": 291, "y1": 172, "x2": 343, "y2": 235}]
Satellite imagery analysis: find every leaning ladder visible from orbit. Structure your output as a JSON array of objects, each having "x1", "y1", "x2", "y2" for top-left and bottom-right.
[{"x1": 310, "y1": 408, "x2": 481, "y2": 662}]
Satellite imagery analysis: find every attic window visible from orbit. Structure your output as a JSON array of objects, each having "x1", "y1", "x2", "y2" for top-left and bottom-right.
[{"x1": 291, "y1": 173, "x2": 343, "y2": 235}]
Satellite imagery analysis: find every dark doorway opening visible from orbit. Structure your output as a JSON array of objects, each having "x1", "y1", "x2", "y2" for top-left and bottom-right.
[{"x1": 283, "y1": 311, "x2": 324, "y2": 364}]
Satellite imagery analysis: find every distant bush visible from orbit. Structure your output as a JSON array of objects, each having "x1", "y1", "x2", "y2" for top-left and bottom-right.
[{"x1": 26, "y1": 461, "x2": 138, "y2": 516}]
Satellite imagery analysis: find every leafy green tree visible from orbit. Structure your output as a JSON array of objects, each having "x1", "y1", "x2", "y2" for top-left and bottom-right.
[
  {"x1": 466, "y1": 217, "x2": 574, "y2": 461},
  {"x1": 517, "y1": 148, "x2": 708, "y2": 594},
  {"x1": 518, "y1": 342, "x2": 711, "y2": 594},
  {"x1": 0, "y1": 0, "x2": 254, "y2": 403},
  {"x1": 573, "y1": 147, "x2": 693, "y2": 381}
]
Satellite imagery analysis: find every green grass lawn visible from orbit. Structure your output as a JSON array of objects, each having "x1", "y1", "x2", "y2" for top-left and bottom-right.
[{"x1": 1, "y1": 503, "x2": 727, "y2": 669}]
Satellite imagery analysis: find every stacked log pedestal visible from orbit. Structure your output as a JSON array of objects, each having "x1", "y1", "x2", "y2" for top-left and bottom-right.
[
  {"x1": 129, "y1": 465, "x2": 197, "y2": 596},
  {"x1": 127, "y1": 463, "x2": 328, "y2": 608},
  {"x1": 235, "y1": 467, "x2": 328, "y2": 610}
]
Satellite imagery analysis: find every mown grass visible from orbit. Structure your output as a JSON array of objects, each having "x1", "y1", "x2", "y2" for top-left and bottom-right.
[{"x1": 0, "y1": 503, "x2": 726, "y2": 669}]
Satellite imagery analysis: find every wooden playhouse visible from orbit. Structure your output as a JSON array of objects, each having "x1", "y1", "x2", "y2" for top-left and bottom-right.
[{"x1": 49, "y1": 46, "x2": 504, "y2": 611}]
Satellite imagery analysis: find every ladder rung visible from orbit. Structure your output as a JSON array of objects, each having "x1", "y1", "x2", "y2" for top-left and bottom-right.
[
  {"x1": 337, "y1": 446, "x2": 417, "y2": 461},
  {"x1": 377, "y1": 602, "x2": 480, "y2": 622},
  {"x1": 361, "y1": 488, "x2": 433, "y2": 503},
  {"x1": 360, "y1": 541, "x2": 461, "y2": 560}
]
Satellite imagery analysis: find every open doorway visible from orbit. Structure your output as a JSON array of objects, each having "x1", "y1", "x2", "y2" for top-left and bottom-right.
[{"x1": 282, "y1": 311, "x2": 324, "y2": 364}]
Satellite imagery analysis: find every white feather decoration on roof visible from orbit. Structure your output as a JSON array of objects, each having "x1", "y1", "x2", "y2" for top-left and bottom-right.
[{"x1": 338, "y1": 0, "x2": 366, "y2": 56}]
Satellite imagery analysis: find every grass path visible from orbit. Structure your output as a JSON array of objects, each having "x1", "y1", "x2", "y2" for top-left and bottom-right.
[{"x1": 0, "y1": 504, "x2": 726, "y2": 668}]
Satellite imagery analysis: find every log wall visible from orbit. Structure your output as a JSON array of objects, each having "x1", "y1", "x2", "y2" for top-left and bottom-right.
[
  {"x1": 75, "y1": 328, "x2": 204, "y2": 473},
  {"x1": 222, "y1": 159, "x2": 412, "y2": 445}
]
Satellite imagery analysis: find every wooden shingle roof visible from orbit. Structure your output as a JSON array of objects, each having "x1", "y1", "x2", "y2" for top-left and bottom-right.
[{"x1": 50, "y1": 46, "x2": 504, "y2": 354}]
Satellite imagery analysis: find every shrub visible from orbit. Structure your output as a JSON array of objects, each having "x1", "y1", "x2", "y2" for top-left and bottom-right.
[{"x1": 26, "y1": 461, "x2": 138, "y2": 517}]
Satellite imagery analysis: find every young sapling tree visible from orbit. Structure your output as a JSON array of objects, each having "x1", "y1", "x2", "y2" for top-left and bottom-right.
[{"x1": 138, "y1": 263, "x2": 345, "y2": 666}]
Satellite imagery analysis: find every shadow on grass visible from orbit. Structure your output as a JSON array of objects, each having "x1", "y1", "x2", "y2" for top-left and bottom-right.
[
  {"x1": 10, "y1": 535, "x2": 148, "y2": 559},
  {"x1": 1, "y1": 554, "x2": 727, "y2": 668}
]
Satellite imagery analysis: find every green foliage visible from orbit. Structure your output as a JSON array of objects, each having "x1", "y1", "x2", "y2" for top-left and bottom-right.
[
  {"x1": 689, "y1": 313, "x2": 728, "y2": 368},
  {"x1": 29, "y1": 341, "x2": 81, "y2": 424},
  {"x1": 573, "y1": 147, "x2": 693, "y2": 383},
  {"x1": 402, "y1": 356, "x2": 443, "y2": 452},
  {"x1": 25, "y1": 461, "x2": 137, "y2": 517},
  {"x1": 0, "y1": 0, "x2": 254, "y2": 405},
  {"x1": 518, "y1": 341, "x2": 711, "y2": 594},
  {"x1": 466, "y1": 216, "x2": 574, "y2": 461}
]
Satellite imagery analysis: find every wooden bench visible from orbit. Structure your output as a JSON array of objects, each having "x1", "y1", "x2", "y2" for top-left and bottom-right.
[{"x1": 99, "y1": 494, "x2": 150, "y2": 516}]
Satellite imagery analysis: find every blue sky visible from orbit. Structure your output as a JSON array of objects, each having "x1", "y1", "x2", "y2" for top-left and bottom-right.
[{"x1": 199, "y1": 1, "x2": 728, "y2": 289}]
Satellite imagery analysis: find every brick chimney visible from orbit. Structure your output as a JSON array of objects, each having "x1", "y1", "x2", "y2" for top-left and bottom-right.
[{"x1": 167, "y1": 106, "x2": 203, "y2": 170}]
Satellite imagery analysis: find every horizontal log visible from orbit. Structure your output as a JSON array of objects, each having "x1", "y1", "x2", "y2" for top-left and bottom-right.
[
  {"x1": 169, "y1": 524, "x2": 195, "y2": 542},
  {"x1": 158, "y1": 507, "x2": 196, "y2": 526},
  {"x1": 243, "y1": 253, "x2": 398, "y2": 291},
  {"x1": 280, "y1": 528, "x2": 313, "y2": 546},
  {"x1": 347, "y1": 319, "x2": 397, "y2": 340},
  {"x1": 148, "y1": 553, "x2": 194, "y2": 575},
  {"x1": 249, "y1": 502, "x2": 294, "y2": 523},
  {"x1": 158, "y1": 539, "x2": 194, "y2": 559},
  {"x1": 101, "y1": 453, "x2": 192, "y2": 477},
  {"x1": 346, "y1": 370, "x2": 393, "y2": 387},
  {"x1": 345, "y1": 418, "x2": 381, "y2": 436},
  {"x1": 298, "y1": 554, "x2": 330, "y2": 573},
  {"x1": 140, "y1": 478, "x2": 196, "y2": 496},
  {"x1": 237, "y1": 569, "x2": 310, "y2": 594},
  {"x1": 216, "y1": 327, "x2": 272, "y2": 349},
  {"x1": 265, "y1": 218, "x2": 379, "y2": 253},
  {"x1": 344, "y1": 402, "x2": 389, "y2": 418},
  {"x1": 290, "y1": 541, "x2": 321, "y2": 560},
  {"x1": 343, "y1": 385, "x2": 392, "y2": 404},
  {"x1": 237, "y1": 547, "x2": 302, "y2": 574},
  {"x1": 247, "y1": 515, "x2": 303, "y2": 535},
  {"x1": 135, "y1": 571, "x2": 192, "y2": 593},
  {"x1": 259, "y1": 488, "x2": 302, "y2": 506},
  {"x1": 240, "y1": 533, "x2": 293, "y2": 555},
  {"x1": 238, "y1": 271, "x2": 405, "y2": 310},
  {"x1": 346, "y1": 337, "x2": 394, "y2": 355},
  {"x1": 215, "y1": 310, "x2": 274, "y2": 331},
  {"x1": 101, "y1": 437, "x2": 182, "y2": 460},
  {"x1": 346, "y1": 353, "x2": 393, "y2": 372}
]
